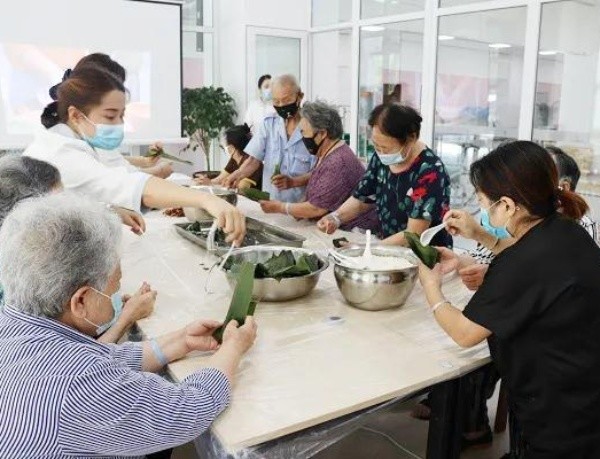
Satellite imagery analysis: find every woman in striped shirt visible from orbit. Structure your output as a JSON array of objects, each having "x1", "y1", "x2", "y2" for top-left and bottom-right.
[{"x1": 0, "y1": 193, "x2": 257, "y2": 458}]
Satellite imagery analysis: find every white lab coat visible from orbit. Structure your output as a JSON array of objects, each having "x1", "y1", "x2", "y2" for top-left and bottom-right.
[
  {"x1": 23, "y1": 124, "x2": 151, "y2": 213},
  {"x1": 97, "y1": 148, "x2": 138, "y2": 172},
  {"x1": 244, "y1": 99, "x2": 275, "y2": 134}
]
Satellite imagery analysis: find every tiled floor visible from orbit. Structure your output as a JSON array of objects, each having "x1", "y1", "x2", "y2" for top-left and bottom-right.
[{"x1": 176, "y1": 386, "x2": 508, "y2": 459}]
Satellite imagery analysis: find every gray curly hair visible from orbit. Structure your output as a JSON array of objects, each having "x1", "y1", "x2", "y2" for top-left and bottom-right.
[
  {"x1": 0, "y1": 192, "x2": 122, "y2": 318},
  {"x1": 300, "y1": 101, "x2": 344, "y2": 140}
]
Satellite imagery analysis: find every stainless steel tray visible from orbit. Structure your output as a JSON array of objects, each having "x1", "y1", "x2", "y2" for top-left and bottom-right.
[{"x1": 174, "y1": 217, "x2": 306, "y2": 254}]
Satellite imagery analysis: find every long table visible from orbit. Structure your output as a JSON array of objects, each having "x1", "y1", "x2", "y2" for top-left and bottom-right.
[{"x1": 119, "y1": 197, "x2": 490, "y2": 457}]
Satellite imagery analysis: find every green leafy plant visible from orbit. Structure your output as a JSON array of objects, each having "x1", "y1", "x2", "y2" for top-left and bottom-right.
[{"x1": 182, "y1": 86, "x2": 237, "y2": 171}]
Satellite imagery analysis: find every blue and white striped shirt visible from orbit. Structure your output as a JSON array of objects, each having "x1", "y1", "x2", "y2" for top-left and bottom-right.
[{"x1": 0, "y1": 307, "x2": 230, "y2": 458}]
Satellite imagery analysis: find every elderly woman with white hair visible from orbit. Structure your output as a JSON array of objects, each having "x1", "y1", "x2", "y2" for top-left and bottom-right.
[
  {"x1": 259, "y1": 101, "x2": 379, "y2": 232},
  {"x1": 0, "y1": 155, "x2": 155, "y2": 344},
  {"x1": 0, "y1": 193, "x2": 257, "y2": 457}
]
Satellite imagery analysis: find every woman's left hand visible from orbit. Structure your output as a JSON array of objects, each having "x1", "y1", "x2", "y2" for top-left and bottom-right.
[
  {"x1": 418, "y1": 262, "x2": 443, "y2": 292},
  {"x1": 260, "y1": 200, "x2": 283, "y2": 214},
  {"x1": 184, "y1": 319, "x2": 222, "y2": 353},
  {"x1": 271, "y1": 174, "x2": 295, "y2": 190},
  {"x1": 113, "y1": 207, "x2": 146, "y2": 235},
  {"x1": 436, "y1": 247, "x2": 460, "y2": 274}
]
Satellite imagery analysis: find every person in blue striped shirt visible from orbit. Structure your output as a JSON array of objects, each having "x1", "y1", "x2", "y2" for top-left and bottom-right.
[
  {"x1": 0, "y1": 192, "x2": 257, "y2": 458},
  {"x1": 0, "y1": 154, "x2": 155, "y2": 342}
]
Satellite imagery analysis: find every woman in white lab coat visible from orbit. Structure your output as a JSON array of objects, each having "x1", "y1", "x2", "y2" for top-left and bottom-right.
[
  {"x1": 26, "y1": 64, "x2": 245, "y2": 244},
  {"x1": 244, "y1": 74, "x2": 275, "y2": 134},
  {"x1": 45, "y1": 54, "x2": 173, "y2": 179}
]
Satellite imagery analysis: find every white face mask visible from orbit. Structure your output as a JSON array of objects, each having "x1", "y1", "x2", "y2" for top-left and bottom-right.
[
  {"x1": 375, "y1": 143, "x2": 411, "y2": 167},
  {"x1": 261, "y1": 88, "x2": 272, "y2": 102}
]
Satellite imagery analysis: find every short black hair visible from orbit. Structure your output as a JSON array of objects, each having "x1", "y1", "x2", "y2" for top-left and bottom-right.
[
  {"x1": 225, "y1": 124, "x2": 252, "y2": 152},
  {"x1": 368, "y1": 104, "x2": 422, "y2": 143},
  {"x1": 258, "y1": 74, "x2": 271, "y2": 89},
  {"x1": 547, "y1": 145, "x2": 581, "y2": 191}
]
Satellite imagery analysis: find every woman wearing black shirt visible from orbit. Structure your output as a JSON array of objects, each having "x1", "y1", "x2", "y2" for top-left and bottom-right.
[{"x1": 419, "y1": 141, "x2": 600, "y2": 458}]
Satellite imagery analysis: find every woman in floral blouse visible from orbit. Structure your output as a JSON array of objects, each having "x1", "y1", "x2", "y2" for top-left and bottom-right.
[{"x1": 318, "y1": 104, "x2": 452, "y2": 247}]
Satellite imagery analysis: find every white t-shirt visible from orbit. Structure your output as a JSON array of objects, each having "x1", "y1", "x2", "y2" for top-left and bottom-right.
[
  {"x1": 244, "y1": 99, "x2": 275, "y2": 134},
  {"x1": 23, "y1": 124, "x2": 151, "y2": 212}
]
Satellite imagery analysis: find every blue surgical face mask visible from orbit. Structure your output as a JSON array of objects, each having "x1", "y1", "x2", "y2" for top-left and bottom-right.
[
  {"x1": 79, "y1": 113, "x2": 125, "y2": 150},
  {"x1": 261, "y1": 88, "x2": 272, "y2": 102},
  {"x1": 375, "y1": 149, "x2": 406, "y2": 167},
  {"x1": 480, "y1": 200, "x2": 512, "y2": 239},
  {"x1": 85, "y1": 288, "x2": 124, "y2": 336}
]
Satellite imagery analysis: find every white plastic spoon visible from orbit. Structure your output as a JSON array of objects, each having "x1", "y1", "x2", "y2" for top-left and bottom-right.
[{"x1": 419, "y1": 222, "x2": 447, "y2": 246}]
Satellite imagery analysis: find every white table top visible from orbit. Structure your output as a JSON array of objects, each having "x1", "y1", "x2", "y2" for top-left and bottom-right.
[{"x1": 120, "y1": 198, "x2": 490, "y2": 453}]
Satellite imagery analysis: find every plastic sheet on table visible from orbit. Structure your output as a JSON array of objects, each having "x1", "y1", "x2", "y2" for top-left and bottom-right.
[
  {"x1": 120, "y1": 210, "x2": 490, "y2": 455},
  {"x1": 194, "y1": 394, "x2": 415, "y2": 459}
]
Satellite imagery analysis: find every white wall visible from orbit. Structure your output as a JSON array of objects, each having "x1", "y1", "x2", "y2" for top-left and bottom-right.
[
  {"x1": 213, "y1": 0, "x2": 310, "y2": 167},
  {"x1": 215, "y1": 0, "x2": 310, "y2": 116}
]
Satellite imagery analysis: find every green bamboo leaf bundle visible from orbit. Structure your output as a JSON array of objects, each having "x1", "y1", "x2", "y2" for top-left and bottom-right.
[
  {"x1": 223, "y1": 250, "x2": 321, "y2": 280},
  {"x1": 213, "y1": 261, "x2": 257, "y2": 344},
  {"x1": 241, "y1": 188, "x2": 270, "y2": 202},
  {"x1": 404, "y1": 232, "x2": 440, "y2": 269}
]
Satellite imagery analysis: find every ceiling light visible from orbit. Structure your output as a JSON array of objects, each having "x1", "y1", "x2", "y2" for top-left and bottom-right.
[
  {"x1": 362, "y1": 26, "x2": 385, "y2": 32},
  {"x1": 539, "y1": 50, "x2": 558, "y2": 56},
  {"x1": 489, "y1": 43, "x2": 512, "y2": 49},
  {"x1": 488, "y1": 93, "x2": 497, "y2": 103},
  {"x1": 438, "y1": 35, "x2": 455, "y2": 41}
]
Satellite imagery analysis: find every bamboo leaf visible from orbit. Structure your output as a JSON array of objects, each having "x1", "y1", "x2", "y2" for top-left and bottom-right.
[
  {"x1": 240, "y1": 188, "x2": 270, "y2": 202},
  {"x1": 404, "y1": 232, "x2": 440, "y2": 269},
  {"x1": 213, "y1": 262, "x2": 257, "y2": 344}
]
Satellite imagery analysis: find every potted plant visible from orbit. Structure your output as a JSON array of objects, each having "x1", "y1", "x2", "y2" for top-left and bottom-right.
[{"x1": 182, "y1": 86, "x2": 237, "y2": 177}]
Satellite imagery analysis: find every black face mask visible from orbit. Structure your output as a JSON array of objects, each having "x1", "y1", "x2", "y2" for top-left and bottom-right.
[
  {"x1": 274, "y1": 99, "x2": 300, "y2": 119},
  {"x1": 302, "y1": 133, "x2": 324, "y2": 155}
]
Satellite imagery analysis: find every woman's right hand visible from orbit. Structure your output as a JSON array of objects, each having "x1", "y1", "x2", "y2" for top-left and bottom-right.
[
  {"x1": 202, "y1": 195, "x2": 246, "y2": 245},
  {"x1": 222, "y1": 171, "x2": 241, "y2": 190},
  {"x1": 222, "y1": 317, "x2": 257, "y2": 355},
  {"x1": 317, "y1": 213, "x2": 340, "y2": 234},
  {"x1": 443, "y1": 209, "x2": 483, "y2": 240}
]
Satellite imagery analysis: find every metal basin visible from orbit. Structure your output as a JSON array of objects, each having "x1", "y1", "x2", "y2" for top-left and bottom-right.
[
  {"x1": 184, "y1": 185, "x2": 238, "y2": 221},
  {"x1": 223, "y1": 246, "x2": 329, "y2": 302},
  {"x1": 333, "y1": 246, "x2": 418, "y2": 311}
]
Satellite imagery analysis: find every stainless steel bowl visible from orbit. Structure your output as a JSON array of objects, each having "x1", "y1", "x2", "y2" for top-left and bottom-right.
[
  {"x1": 223, "y1": 246, "x2": 329, "y2": 302},
  {"x1": 333, "y1": 246, "x2": 418, "y2": 311},
  {"x1": 184, "y1": 185, "x2": 238, "y2": 222}
]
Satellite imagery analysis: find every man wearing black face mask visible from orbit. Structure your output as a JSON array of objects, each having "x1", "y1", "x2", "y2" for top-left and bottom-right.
[{"x1": 223, "y1": 75, "x2": 316, "y2": 202}]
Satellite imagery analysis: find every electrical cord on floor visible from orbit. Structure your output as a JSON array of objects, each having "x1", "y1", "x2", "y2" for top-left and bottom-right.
[{"x1": 360, "y1": 426, "x2": 422, "y2": 459}]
